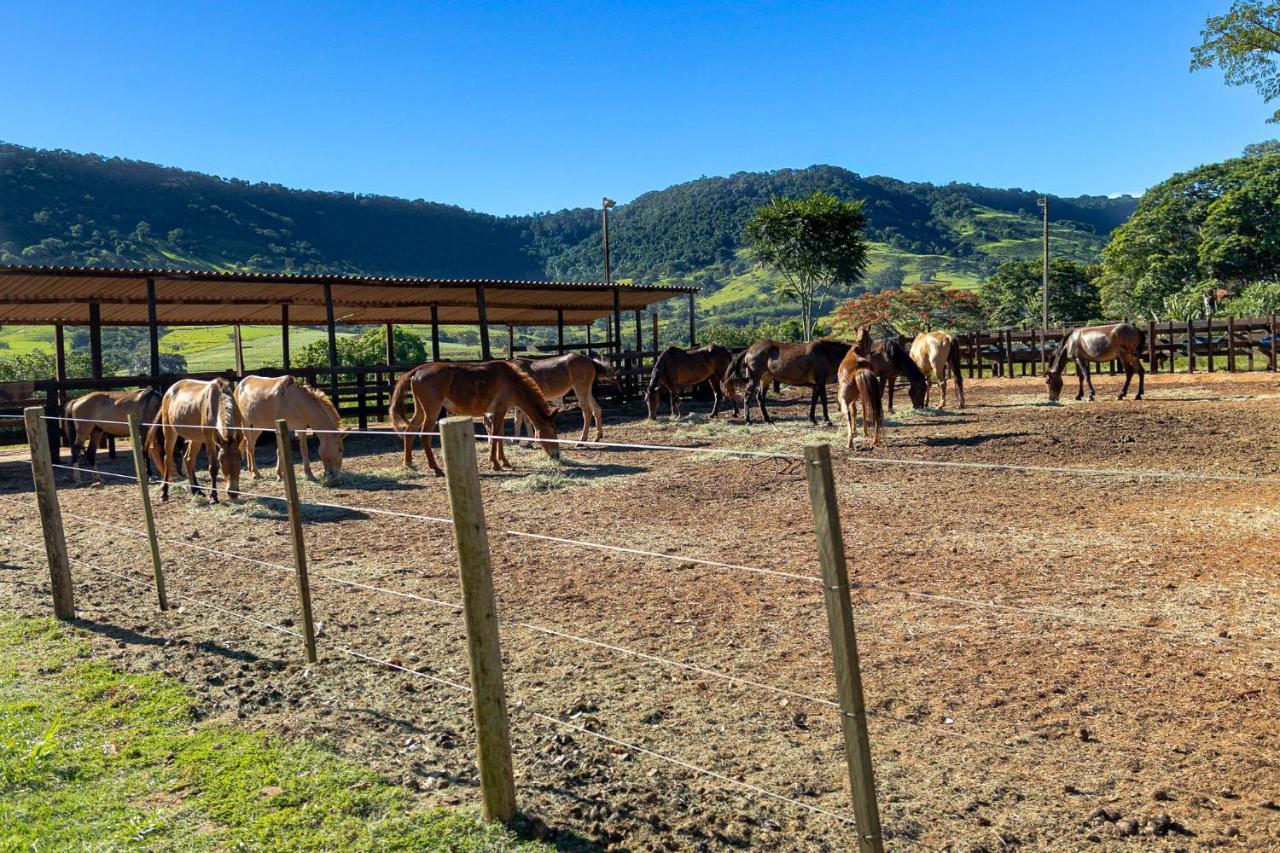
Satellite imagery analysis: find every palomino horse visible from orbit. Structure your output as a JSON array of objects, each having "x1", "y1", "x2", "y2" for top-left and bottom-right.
[
  {"x1": 644, "y1": 344, "x2": 738, "y2": 419},
  {"x1": 836, "y1": 333, "x2": 884, "y2": 448},
  {"x1": 146, "y1": 378, "x2": 243, "y2": 504},
  {"x1": 866, "y1": 336, "x2": 927, "y2": 413},
  {"x1": 909, "y1": 331, "x2": 966, "y2": 408},
  {"x1": 511, "y1": 353, "x2": 616, "y2": 442},
  {"x1": 236, "y1": 375, "x2": 344, "y2": 480},
  {"x1": 390, "y1": 361, "x2": 560, "y2": 474},
  {"x1": 1046, "y1": 323, "x2": 1146, "y2": 402},
  {"x1": 64, "y1": 388, "x2": 162, "y2": 483},
  {"x1": 727, "y1": 339, "x2": 850, "y2": 425}
]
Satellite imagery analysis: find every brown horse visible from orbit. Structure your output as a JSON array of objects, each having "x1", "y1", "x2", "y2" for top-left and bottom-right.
[
  {"x1": 644, "y1": 345, "x2": 738, "y2": 419},
  {"x1": 511, "y1": 353, "x2": 616, "y2": 441},
  {"x1": 866, "y1": 336, "x2": 927, "y2": 413},
  {"x1": 1046, "y1": 323, "x2": 1146, "y2": 402},
  {"x1": 836, "y1": 334, "x2": 884, "y2": 448},
  {"x1": 146, "y1": 378, "x2": 243, "y2": 504},
  {"x1": 909, "y1": 331, "x2": 966, "y2": 409},
  {"x1": 727, "y1": 339, "x2": 851, "y2": 425},
  {"x1": 390, "y1": 361, "x2": 560, "y2": 474},
  {"x1": 64, "y1": 388, "x2": 163, "y2": 483},
  {"x1": 236, "y1": 375, "x2": 344, "y2": 481}
]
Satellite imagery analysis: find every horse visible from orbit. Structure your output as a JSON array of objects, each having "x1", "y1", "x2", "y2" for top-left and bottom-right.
[
  {"x1": 389, "y1": 361, "x2": 560, "y2": 475},
  {"x1": 909, "y1": 331, "x2": 966, "y2": 409},
  {"x1": 511, "y1": 353, "x2": 616, "y2": 442},
  {"x1": 235, "y1": 375, "x2": 344, "y2": 481},
  {"x1": 836, "y1": 333, "x2": 884, "y2": 448},
  {"x1": 866, "y1": 336, "x2": 927, "y2": 413},
  {"x1": 644, "y1": 345, "x2": 738, "y2": 419},
  {"x1": 1046, "y1": 323, "x2": 1146, "y2": 402},
  {"x1": 726, "y1": 339, "x2": 851, "y2": 425},
  {"x1": 145, "y1": 378, "x2": 243, "y2": 504},
  {"x1": 63, "y1": 388, "x2": 163, "y2": 483}
]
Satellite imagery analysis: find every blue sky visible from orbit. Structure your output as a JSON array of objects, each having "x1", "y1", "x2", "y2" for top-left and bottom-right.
[{"x1": 1, "y1": 1, "x2": 1270, "y2": 214}]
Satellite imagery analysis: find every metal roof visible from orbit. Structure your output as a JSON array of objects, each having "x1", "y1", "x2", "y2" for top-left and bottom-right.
[{"x1": 0, "y1": 265, "x2": 696, "y2": 327}]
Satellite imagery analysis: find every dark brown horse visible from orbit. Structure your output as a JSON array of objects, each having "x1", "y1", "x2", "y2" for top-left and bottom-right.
[
  {"x1": 866, "y1": 337, "x2": 927, "y2": 413},
  {"x1": 727, "y1": 339, "x2": 851, "y2": 425},
  {"x1": 644, "y1": 345, "x2": 738, "y2": 419},
  {"x1": 1046, "y1": 323, "x2": 1146, "y2": 402},
  {"x1": 390, "y1": 361, "x2": 560, "y2": 474}
]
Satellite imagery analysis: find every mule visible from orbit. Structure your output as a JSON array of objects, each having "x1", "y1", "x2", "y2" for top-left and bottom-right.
[
  {"x1": 836, "y1": 335, "x2": 884, "y2": 448},
  {"x1": 1046, "y1": 323, "x2": 1146, "y2": 402},
  {"x1": 909, "y1": 332, "x2": 966, "y2": 409},
  {"x1": 727, "y1": 339, "x2": 851, "y2": 425},
  {"x1": 644, "y1": 345, "x2": 738, "y2": 419},
  {"x1": 64, "y1": 388, "x2": 163, "y2": 483},
  {"x1": 235, "y1": 375, "x2": 344, "y2": 481},
  {"x1": 390, "y1": 361, "x2": 560, "y2": 475},
  {"x1": 146, "y1": 378, "x2": 242, "y2": 504},
  {"x1": 511, "y1": 353, "x2": 615, "y2": 442},
  {"x1": 867, "y1": 337, "x2": 927, "y2": 413}
]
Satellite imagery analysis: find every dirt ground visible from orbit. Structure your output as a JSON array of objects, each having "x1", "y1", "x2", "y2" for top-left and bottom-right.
[{"x1": 2, "y1": 369, "x2": 1279, "y2": 851}]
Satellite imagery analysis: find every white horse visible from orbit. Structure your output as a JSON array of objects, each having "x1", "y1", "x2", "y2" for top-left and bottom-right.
[
  {"x1": 909, "y1": 331, "x2": 966, "y2": 409},
  {"x1": 235, "y1": 375, "x2": 344, "y2": 480}
]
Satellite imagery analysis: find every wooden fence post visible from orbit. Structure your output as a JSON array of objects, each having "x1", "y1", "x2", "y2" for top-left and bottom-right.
[
  {"x1": 127, "y1": 414, "x2": 166, "y2": 610},
  {"x1": 1147, "y1": 320, "x2": 1157, "y2": 374},
  {"x1": 1272, "y1": 313, "x2": 1278, "y2": 372},
  {"x1": 24, "y1": 406, "x2": 74, "y2": 620},
  {"x1": 276, "y1": 420, "x2": 317, "y2": 663},
  {"x1": 1227, "y1": 316, "x2": 1237, "y2": 372},
  {"x1": 804, "y1": 442, "x2": 883, "y2": 853},
  {"x1": 1186, "y1": 317, "x2": 1196, "y2": 373},
  {"x1": 439, "y1": 415, "x2": 517, "y2": 823}
]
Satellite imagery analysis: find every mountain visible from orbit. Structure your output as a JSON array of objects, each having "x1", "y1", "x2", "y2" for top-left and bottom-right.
[{"x1": 0, "y1": 142, "x2": 1137, "y2": 326}]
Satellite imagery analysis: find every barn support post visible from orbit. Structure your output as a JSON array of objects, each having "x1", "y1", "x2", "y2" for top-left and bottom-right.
[
  {"x1": 384, "y1": 322, "x2": 395, "y2": 368},
  {"x1": 233, "y1": 325, "x2": 246, "y2": 375},
  {"x1": 687, "y1": 291, "x2": 696, "y2": 346},
  {"x1": 50, "y1": 323, "x2": 67, "y2": 456},
  {"x1": 430, "y1": 306, "x2": 441, "y2": 361},
  {"x1": 556, "y1": 310, "x2": 565, "y2": 354},
  {"x1": 24, "y1": 407, "x2": 74, "y2": 621},
  {"x1": 323, "y1": 282, "x2": 340, "y2": 400},
  {"x1": 88, "y1": 302, "x2": 103, "y2": 379},
  {"x1": 651, "y1": 311, "x2": 659, "y2": 354},
  {"x1": 127, "y1": 414, "x2": 166, "y2": 611},
  {"x1": 634, "y1": 309, "x2": 643, "y2": 352},
  {"x1": 276, "y1": 420, "x2": 318, "y2": 664},
  {"x1": 506, "y1": 325, "x2": 514, "y2": 359},
  {"x1": 280, "y1": 304, "x2": 291, "y2": 370},
  {"x1": 585, "y1": 323, "x2": 593, "y2": 354},
  {"x1": 439, "y1": 416, "x2": 517, "y2": 823},
  {"x1": 803, "y1": 442, "x2": 883, "y2": 853},
  {"x1": 146, "y1": 278, "x2": 161, "y2": 388},
  {"x1": 476, "y1": 286, "x2": 492, "y2": 360},
  {"x1": 612, "y1": 286, "x2": 622, "y2": 353}
]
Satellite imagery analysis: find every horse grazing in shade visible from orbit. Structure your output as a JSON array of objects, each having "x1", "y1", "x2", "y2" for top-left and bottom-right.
[
  {"x1": 390, "y1": 361, "x2": 560, "y2": 474},
  {"x1": 727, "y1": 339, "x2": 851, "y2": 425},
  {"x1": 644, "y1": 345, "x2": 738, "y2": 419},
  {"x1": 146, "y1": 378, "x2": 242, "y2": 504},
  {"x1": 1046, "y1": 323, "x2": 1146, "y2": 402},
  {"x1": 837, "y1": 330, "x2": 884, "y2": 448},
  {"x1": 64, "y1": 388, "x2": 163, "y2": 483},
  {"x1": 511, "y1": 353, "x2": 616, "y2": 442},
  {"x1": 865, "y1": 336, "x2": 927, "y2": 413},
  {"x1": 235, "y1": 375, "x2": 344, "y2": 481},
  {"x1": 909, "y1": 331, "x2": 966, "y2": 409}
]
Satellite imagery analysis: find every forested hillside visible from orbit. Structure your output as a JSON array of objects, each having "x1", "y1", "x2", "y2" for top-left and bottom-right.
[{"x1": 0, "y1": 142, "x2": 1136, "y2": 327}]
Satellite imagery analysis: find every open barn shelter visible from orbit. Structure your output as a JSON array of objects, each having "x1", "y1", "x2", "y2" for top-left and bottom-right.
[{"x1": 0, "y1": 264, "x2": 698, "y2": 452}]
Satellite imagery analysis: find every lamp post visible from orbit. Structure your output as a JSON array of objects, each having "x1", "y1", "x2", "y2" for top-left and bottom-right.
[
  {"x1": 1037, "y1": 196, "x2": 1049, "y2": 366},
  {"x1": 602, "y1": 197, "x2": 619, "y2": 352}
]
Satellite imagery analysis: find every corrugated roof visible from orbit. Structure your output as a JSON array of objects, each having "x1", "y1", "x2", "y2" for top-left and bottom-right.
[{"x1": 0, "y1": 265, "x2": 696, "y2": 326}]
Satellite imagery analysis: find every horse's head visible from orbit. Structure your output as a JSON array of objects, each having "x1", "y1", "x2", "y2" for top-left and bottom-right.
[
  {"x1": 907, "y1": 378, "x2": 926, "y2": 408},
  {"x1": 218, "y1": 437, "x2": 242, "y2": 499},
  {"x1": 534, "y1": 422, "x2": 561, "y2": 461},
  {"x1": 1045, "y1": 371, "x2": 1064, "y2": 402},
  {"x1": 644, "y1": 386, "x2": 660, "y2": 419},
  {"x1": 318, "y1": 428, "x2": 345, "y2": 481}
]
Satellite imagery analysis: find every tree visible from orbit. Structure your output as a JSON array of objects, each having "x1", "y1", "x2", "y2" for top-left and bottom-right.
[
  {"x1": 832, "y1": 284, "x2": 984, "y2": 338},
  {"x1": 866, "y1": 259, "x2": 907, "y2": 293},
  {"x1": 980, "y1": 259, "x2": 1101, "y2": 327},
  {"x1": 744, "y1": 192, "x2": 870, "y2": 340},
  {"x1": 294, "y1": 326, "x2": 427, "y2": 369},
  {"x1": 1191, "y1": 2, "x2": 1280, "y2": 122}
]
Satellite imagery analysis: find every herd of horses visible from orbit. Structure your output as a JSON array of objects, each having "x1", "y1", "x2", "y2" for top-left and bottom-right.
[{"x1": 58, "y1": 322, "x2": 1147, "y2": 503}]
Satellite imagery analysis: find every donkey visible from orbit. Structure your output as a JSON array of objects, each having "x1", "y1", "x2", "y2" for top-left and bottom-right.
[
  {"x1": 1046, "y1": 323, "x2": 1146, "y2": 402},
  {"x1": 727, "y1": 339, "x2": 851, "y2": 425},
  {"x1": 644, "y1": 345, "x2": 738, "y2": 419}
]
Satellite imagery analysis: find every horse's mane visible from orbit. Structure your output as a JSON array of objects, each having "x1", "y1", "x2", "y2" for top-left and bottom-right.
[
  {"x1": 508, "y1": 362, "x2": 554, "y2": 420},
  {"x1": 302, "y1": 383, "x2": 340, "y2": 424},
  {"x1": 590, "y1": 356, "x2": 615, "y2": 379},
  {"x1": 1048, "y1": 332, "x2": 1072, "y2": 374},
  {"x1": 214, "y1": 378, "x2": 239, "y2": 441}
]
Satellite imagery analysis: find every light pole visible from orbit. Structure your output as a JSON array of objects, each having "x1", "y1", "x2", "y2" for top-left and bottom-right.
[
  {"x1": 602, "y1": 197, "x2": 619, "y2": 352},
  {"x1": 1037, "y1": 196, "x2": 1049, "y2": 366}
]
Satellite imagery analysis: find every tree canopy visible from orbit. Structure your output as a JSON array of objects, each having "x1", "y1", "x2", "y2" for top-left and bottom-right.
[
  {"x1": 979, "y1": 258, "x2": 1101, "y2": 327},
  {"x1": 831, "y1": 284, "x2": 984, "y2": 338},
  {"x1": 295, "y1": 326, "x2": 428, "y2": 370},
  {"x1": 1191, "y1": 2, "x2": 1280, "y2": 122}
]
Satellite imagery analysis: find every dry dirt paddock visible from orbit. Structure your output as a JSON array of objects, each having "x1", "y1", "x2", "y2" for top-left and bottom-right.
[{"x1": 2, "y1": 370, "x2": 1279, "y2": 851}]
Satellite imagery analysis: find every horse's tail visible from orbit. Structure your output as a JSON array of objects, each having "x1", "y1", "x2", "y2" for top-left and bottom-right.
[
  {"x1": 592, "y1": 356, "x2": 618, "y2": 386},
  {"x1": 62, "y1": 400, "x2": 78, "y2": 453},
  {"x1": 389, "y1": 369, "x2": 415, "y2": 431},
  {"x1": 857, "y1": 369, "x2": 883, "y2": 446},
  {"x1": 947, "y1": 337, "x2": 964, "y2": 392},
  {"x1": 145, "y1": 417, "x2": 164, "y2": 474},
  {"x1": 1136, "y1": 325, "x2": 1148, "y2": 359},
  {"x1": 727, "y1": 348, "x2": 748, "y2": 381}
]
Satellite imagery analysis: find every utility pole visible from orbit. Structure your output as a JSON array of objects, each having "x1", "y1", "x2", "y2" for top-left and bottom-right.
[{"x1": 1037, "y1": 196, "x2": 1050, "y2": 366}]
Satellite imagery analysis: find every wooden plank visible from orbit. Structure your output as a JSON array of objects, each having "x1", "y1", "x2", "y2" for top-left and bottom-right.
[
  {"x1": 276, "y1": 420, "x2": 318, "y2": 663},
  {"x1": 127, "y1": 414, "x2": 166, "y2": 610},
  {"x1": 24, "y1": 407, "x2": 74, "y2": 620},
  {"x1": 803, "y1": 442, "x2": 883, "y2": 853},
  {"x1": 1228, "y1": 316, "x2": 1237, "y2": 372},
  {"x1": 439, "y1": 415, "x2": 516, "y2": 823},
  {"x1": 1272, "y1": 313, "x2": 1278, "y2": 372}
]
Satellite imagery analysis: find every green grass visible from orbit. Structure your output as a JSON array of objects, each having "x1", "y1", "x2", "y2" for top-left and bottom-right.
[{"x1": 0, "y1": 614, "x2": 545, "y2": 851}]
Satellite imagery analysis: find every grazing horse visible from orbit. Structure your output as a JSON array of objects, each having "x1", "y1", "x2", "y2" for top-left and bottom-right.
[
  {"x1": 390, "y1": 361, "x2": 560, "y2": 474},
  {"x1": 511, "y1": 353, "x2": 616, "y2": 442},
  {"x1": 909, "y1": 331, "x2": 966, "y2": 409},
  {"x1": 836, "y1": 332, "x2": 884, "y2": 448},
  {"x1": 235, "y1": 375, "x2": 344, "y2": 481},
  {"x1": 644, "y1": 345, "x2": 738, "y2": 419},
  {"x1": 866, "y1": 337, "x2": 927, "y2": 413},
  {"x1": 1046, "y1": 323, "x2": 1146, "y2": 402},
  {"x1": 146, "y1": 378, "x2": 242, "y2": 504},
  {"x1": 727, "y1": 339, "x2": 851, "y2": 425},
  {"x1": 64, "y1": 388, "x2": 163, "y2": 483}
]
